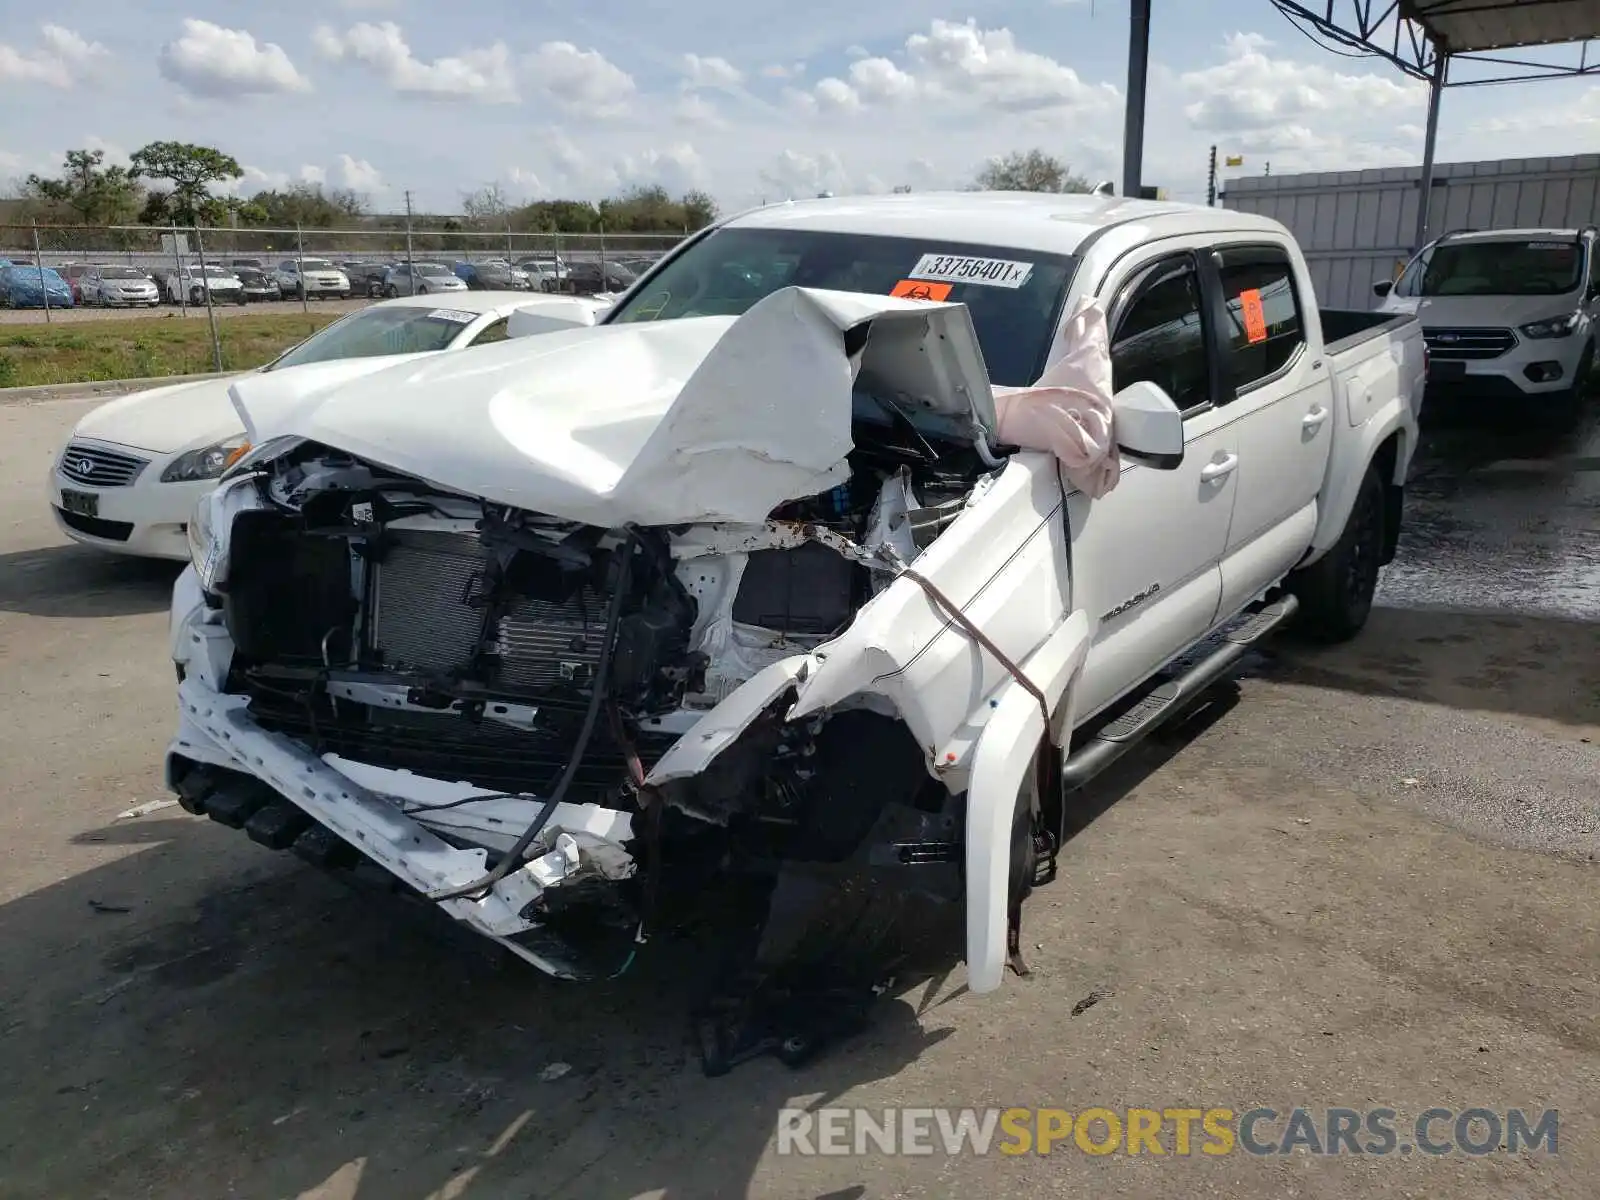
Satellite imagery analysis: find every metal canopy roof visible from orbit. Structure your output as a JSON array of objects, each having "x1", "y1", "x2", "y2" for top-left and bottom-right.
[
  {"x1": 1271, "y1": 0, "x2": 1600, "y2": 84},
  {"x1": 1404, "y1": 0, "x2": 1600, "y2": 54}
]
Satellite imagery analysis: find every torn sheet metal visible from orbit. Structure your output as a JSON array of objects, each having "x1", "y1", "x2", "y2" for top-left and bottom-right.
[
  {"x1": 228, "y1": 286, "x2": 999, "y2": 528},
  {"x1": 993, "y1": 297, "x2": 1120, "y2": 498}
]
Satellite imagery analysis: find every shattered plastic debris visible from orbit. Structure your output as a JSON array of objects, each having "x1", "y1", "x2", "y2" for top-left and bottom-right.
[{"x1": 538, "y1": 1062, "x2": 572, "y2": 1082}]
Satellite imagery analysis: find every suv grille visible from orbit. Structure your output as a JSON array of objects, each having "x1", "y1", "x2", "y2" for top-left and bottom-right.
[
  {"x1": 1423, "y1": 327, "x2": 1516, "y2": 360},
  {"x1": 58, "y1": 442, "x2": 149, "y2": 487}
]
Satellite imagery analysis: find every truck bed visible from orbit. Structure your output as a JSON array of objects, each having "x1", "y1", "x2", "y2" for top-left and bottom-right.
[{"x1": 1322, "y1": 308, "x2": 1416, "y2": 356}]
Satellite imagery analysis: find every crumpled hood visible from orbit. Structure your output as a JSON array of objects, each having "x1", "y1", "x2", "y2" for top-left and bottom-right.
[
  {"x1": 234, "y1": 286, "x2": 998, "y2": 527},
  {"x1": 77, "y1": 355, "x2": 440, "y2": 456}
]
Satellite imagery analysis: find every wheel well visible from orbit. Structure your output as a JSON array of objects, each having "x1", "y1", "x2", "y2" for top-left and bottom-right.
[{"x1": 1372, "y1": 431, "x2": 1404, "y2": 566}]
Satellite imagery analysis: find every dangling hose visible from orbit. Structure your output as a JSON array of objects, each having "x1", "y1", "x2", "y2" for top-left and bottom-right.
[{"x1": 429, "y1": 528, "x2": 638, "y2": 902}]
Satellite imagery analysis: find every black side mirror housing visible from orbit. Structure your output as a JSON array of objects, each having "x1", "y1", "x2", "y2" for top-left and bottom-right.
[{"x1": 1372, "y1": 280, "x2": 1393, "y2": 298}]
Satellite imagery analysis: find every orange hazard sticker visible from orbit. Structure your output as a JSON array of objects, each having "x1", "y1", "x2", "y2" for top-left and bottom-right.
[
  {"x1": 891, "y1": 279, "x2": 953, "y2": 302},
  {"x1": 1239, "y1": 288, "x2": 1268, "y2": 343}
]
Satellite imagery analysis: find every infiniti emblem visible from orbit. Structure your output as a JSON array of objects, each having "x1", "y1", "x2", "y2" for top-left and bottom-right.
[
  {"x1": 1437, "y1": 333, "x2": 1459, "y2": 343},
  {"x1": 74, "y1": 457, "x2": 96, "y2": 475}
]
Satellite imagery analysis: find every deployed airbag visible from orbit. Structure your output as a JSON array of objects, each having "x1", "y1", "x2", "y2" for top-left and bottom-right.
[{"x1": 992, "y1": 297, "x2": 1120, "y2": 499}]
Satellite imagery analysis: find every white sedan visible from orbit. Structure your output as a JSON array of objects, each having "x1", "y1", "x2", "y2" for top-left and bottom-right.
[{"x1": 50, "y1": 293, "x2": 597, "y2": 560}]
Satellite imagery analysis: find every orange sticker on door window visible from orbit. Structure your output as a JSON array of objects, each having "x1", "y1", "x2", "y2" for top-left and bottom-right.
[
  {"x1": 1239, "y1": 287, "x2": 1268, "y2": 343},
  {"x1": 891, "y1": 279, "x2": 953, "y2": 302}
]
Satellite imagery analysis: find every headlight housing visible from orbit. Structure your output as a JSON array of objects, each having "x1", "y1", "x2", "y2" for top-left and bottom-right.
[
  {"x1": 1519, "y1": 311, "x2": 1582, "y2": 339},
  {"x1": 161, "y1": 435, "x2": 252, "y2": 483},
  {"x1": 187, "y1": 474, "x2": 267, "y2": 592}
]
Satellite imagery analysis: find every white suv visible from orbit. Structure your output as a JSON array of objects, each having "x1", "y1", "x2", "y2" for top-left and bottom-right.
[
  {"x1": 1375, "y1": 226, "x2": 1598, "y2": 411},
  {"x1": 274, "y1": 257, "x2": 351, "y2": 300}
]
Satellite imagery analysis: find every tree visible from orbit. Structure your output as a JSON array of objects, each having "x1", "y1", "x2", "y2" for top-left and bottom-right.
[
  {"x1": 129, "y1": 141, "x2": 243, "y2": 226},
  {"x1": 246, "y1": 183, "x2": 365, "y2": 229},
  {"x1": 23, "y1": 149, "x2": 143, "y2": 224},
  {"x1": 973, "y1": 149, "x2": 1092, "y2": 194},
  {"x1": 461, "y1": 183, "x2": 511, "y2": 229},
  {"x1": 679, "y1": 189, "x2": 719, "y2": 230}
]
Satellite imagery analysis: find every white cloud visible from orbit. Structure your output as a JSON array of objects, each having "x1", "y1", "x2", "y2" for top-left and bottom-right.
[
  {"x1": 800, "y1": 19, "x2": 1115, "y2": 116},
  {"x1": 681, "y1": 53, "x2": 742, "y2": 89},
  {"x1": 299, "y1": 164, "x2": 327, "y2": 185},
  {"x1": 507, "y1": 166, "x2": 547, "y2": 197},
  {"x1": 758, "y1": 148, "x2": 851, "y2": 198},
  {"x1": 314, "y1": 21, "x2": 518, "y2": 103},
  {"x1": 845, "y1": 45, "x2": 869, "y2": 59},
  {"x1": 1179, "y1": 31, "x2": 1419, "y2": 133},
  {"x1": 761, "y1": 62, "x2": 805, "y2": 79},
  {"x1": 616, "y1": 143, "x2": 707, "y2": 193},
  {"x1": 337, "y1": 154, "x2": 384, "y2": 192},
  {"x1": 0, "y1": 24, "x2": 108, "y2": 88},
  {"x1": 673, "y1": 92, "x2": 726, "y2": 128},
  {"x1": 525, "y1": 42, "x2": 634, "y2": 116},
  {"x1": 157, "y1": 19, "x2": 311, "y2": 98}
]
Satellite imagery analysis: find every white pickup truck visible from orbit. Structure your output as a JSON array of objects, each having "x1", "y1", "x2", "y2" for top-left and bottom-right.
[{"x1": 165, "y1": 194, "x2": 1423, "y2": 1066}]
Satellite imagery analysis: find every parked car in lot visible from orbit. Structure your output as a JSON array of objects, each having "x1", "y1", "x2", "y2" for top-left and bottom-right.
[
  {"x1": 47, "y1": 292, "x2": 590, "y2": 561},
  {"x1": 382, "y1": 261, "x2": 468, "y2": 297},
  {"x1": 1375, "y1": 225, "x2": 1598, "y2": 415},
  {"x1": 234, "y1": 266, "x2": 282, "y2": 303},
  {"x1": 159, "y1": 263, "x2": 246, "y2": 306},
  {"x1": 162, "y1": 193, "x2": 1424, "y2": 1026},
  {"x1": 516, "y1": 255, "x2": 568, "y2": 291},
  {"x1": 341, "y1": 261, "x2": 390, "y2": 298},
  {"x1": 1, "y1": 263, "x2": 74, "y2": 308},
  {"x1": 274, "y1": 257, "x2": 351, "y2": 300},
  {"x1": 453, "y1": 259, "x2": 532, "y2": 290},
  {"x1": 227, "y1": 258, "x2": 266, "y2": 272},
  {"x1": 565, "y1": 259, "x2": 637, "y2": 295},
  {"x1": 58, "y1": 263, "x2": 93, "y2": 304},
  {"x1": 81, "y1": 264, "x2": 161, "y2": 307}
]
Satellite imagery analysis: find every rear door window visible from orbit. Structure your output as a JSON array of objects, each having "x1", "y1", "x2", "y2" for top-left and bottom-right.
[{"x1": 1214, "y1": 245, "x2": 1305, "y2": 390}]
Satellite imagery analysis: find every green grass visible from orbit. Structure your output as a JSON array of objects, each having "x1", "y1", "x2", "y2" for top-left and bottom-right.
[{"x1": 0, "y1": 312, "x2": 342, "y2": 388}]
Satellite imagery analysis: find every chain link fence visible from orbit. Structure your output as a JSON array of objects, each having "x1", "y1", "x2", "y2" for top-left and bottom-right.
[{"x1": 1, "y1": 222, "x2": 688, "y2": 306}]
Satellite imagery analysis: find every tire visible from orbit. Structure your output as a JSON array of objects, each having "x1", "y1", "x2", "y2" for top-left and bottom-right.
[
  {"x1": 383, "y1": 285, "x2": 398, "y2": 299},
  {"x1": 1288, "y1": 464, "x2": 1385, "y2": 644}
]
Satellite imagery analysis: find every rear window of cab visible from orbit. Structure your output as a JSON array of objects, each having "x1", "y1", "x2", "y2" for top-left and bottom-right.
[{"x1": 605, "y1": 227, "x2": 1079, "y2": 387}]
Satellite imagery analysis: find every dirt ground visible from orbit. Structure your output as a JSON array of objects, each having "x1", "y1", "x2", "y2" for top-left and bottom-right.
[{"x1": 0, "y1": 395, "x2": 1596, "y2": 1199}]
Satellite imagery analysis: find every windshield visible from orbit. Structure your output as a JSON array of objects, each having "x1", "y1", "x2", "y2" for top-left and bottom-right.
[
  {"x1": 415, "y1": 263, "x2": 451, "y2": 277},
  {"x1": 264, "y1": 306, "x2": 475, "y2": 371},
  {"x1": 1421, "y1": 239, "x2": 1582, "y2": 297},
  {"x1": 299, "y1": 258, "x2": 336, "y2": 271},
  {"x1": 606, "y1": 228, "x2": 1078, "y2": 387},
  {"x1": 199, "y1": 265, "x2": 233, "y2": 277},
  {"x1": 98, "y1": 266, "x2": 145, "y2": 280}
]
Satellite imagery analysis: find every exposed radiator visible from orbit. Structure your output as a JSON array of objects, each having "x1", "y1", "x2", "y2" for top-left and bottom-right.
[{"x1": 371, "y1": 528, "x2": 609, "y2": 693}]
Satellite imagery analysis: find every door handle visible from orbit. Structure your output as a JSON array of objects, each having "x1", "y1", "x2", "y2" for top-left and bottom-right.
[
  {"x1": 1302, "y1": 405, "x2": 1329, "y2": 430},
  {"x1": 1200, "y1": 453, "x2": 1239, "y2": 483}
]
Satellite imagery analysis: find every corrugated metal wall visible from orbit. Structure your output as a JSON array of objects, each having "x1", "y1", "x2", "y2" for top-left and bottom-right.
[{"x1": 1220, "y1": 154, "x2": 1600, "y2": 309}]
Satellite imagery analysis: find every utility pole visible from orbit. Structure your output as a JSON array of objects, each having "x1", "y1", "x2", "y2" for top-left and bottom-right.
[
  {"x1": 403, "y1": 190, "x2": 415, "y2": 279},
  {"x1": 1206, "y1": 145, "x2": 1218, "y2": 207}
]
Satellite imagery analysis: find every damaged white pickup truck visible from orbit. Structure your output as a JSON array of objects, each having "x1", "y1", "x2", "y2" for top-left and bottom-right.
[{"x1": 165, "y1": 193, "x2": 1424, "y2": 1069}]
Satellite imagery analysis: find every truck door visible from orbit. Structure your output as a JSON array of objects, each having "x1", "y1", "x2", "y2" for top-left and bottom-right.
[
  {"x1": 1071, "y1": 251, "x2": 1240, "y2": 722},
  {"x1": 1206, "y1": 242, "x2": 1334, "y2": 617}
]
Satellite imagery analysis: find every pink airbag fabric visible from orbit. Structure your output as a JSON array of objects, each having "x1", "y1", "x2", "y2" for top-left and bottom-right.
[{"x1": 992, "y1": 296, "x2": 1120, "y2": 498}]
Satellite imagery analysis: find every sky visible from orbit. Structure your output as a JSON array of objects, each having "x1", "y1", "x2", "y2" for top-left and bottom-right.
[{"x1": 1, "y1": 0, "x2": 1597, "y2": 215}]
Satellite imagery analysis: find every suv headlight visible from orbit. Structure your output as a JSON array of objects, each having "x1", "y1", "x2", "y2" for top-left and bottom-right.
[
  {"x1": 1519, "y1": 311, "x2": 1582, "y2": 339},
  {"x1": 161, "y1": 435, "x2": 252, "y2": 483}
]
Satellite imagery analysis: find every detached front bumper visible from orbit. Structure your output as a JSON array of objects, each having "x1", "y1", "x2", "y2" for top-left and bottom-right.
[{"x1": 168, "y1": 581, "x2": 639, "y2": 977}]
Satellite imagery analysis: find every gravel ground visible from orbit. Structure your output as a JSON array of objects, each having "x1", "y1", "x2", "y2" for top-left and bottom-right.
[{"x1": 0, "y1": 397, "x2": 1596, "y2": 1199}]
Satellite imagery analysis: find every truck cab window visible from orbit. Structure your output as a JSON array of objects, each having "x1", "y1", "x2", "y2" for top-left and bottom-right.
[
  {"x1": 1110, "y1": 260, "x2": 1211, "y2": 413},
  {"x1": 1216, "y1": 246, "x2": 1305, "y2": 389}
]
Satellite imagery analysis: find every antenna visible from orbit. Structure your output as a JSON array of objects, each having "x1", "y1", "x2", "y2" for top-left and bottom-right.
[{"x1": 1090, "y1": 180, "x2": 1115, "y2": 197}]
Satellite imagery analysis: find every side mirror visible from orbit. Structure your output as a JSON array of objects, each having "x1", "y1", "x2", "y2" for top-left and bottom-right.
[
  {"x1": 1372, "y1": 280, "x2": 1393, "y2": 298},
  {"x1": 1112, "y1": 380, "x2": 1184, "y2": 470}
]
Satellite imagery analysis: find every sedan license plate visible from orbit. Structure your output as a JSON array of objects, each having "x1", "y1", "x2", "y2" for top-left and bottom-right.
[
  {"x1": 61, "y1": 489, "x2": 98, "y2": 517},
  {"x1": 1428, "y1": 359, "x2": 1467, "y2": 382}
]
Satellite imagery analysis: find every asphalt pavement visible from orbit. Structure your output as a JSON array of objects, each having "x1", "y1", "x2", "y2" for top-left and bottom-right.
[{"x1": 0, "y1": 395, "x2": 1595, "y2": 1199}]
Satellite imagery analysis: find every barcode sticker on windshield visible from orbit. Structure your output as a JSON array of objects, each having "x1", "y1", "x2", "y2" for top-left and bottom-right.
[
  {"x1": 908, "y1": 254, "x2": 1034, "y2": 289},
  {"x1": 426, "y1": 308, "x2": 476, "y2": 324},
  {"x1": 1526, "y1": 241, "x2": 1571, "y2": 250}
]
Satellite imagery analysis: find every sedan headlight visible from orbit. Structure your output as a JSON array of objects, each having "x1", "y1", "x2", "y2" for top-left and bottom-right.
[
  {"x1": 161, "y1": 435, "x2": 252, "y2": 483},
  {"x1": 1519, "y1": 311, "x2": 1583, "y2": 339}
]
